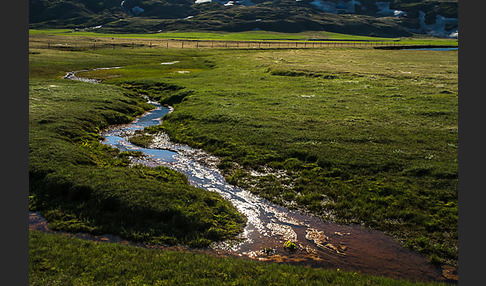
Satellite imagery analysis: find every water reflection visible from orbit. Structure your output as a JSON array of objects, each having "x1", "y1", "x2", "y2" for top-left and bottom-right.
[{"x1": 98, "y1": 101, "x2": 450, "y2": 283}]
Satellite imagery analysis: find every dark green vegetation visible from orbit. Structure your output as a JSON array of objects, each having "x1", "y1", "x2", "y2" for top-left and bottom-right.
[
  {"x1": 29, "y1": 231, "x2": 448, "y2": 285},
  {"x1": 29, "y1": 49, "x2": 245, "y2": 247},
  {"x1": 29, "y1": 0, "x2": 457, "y2": 37}
]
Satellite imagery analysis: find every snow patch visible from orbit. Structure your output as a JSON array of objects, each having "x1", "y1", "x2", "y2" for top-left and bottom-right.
[
  {"x1": 449, "y1": 30, "x2": 458, "y2": 39},
  {"x1": 310, "y1": 0, "x2": 338, "y2": 13},
  {"x1": 120, "y1": 1, "x2": 145, "y2": 16},
  {"x1": 161, "y1": 61, "x2": 180, "y2": 65},
  {"x1": 376, "y1": 2, "x2": 406, "y2": 17},
  {"x1": 194, "y1": 0, "x2": 254, "y2": 6},
  {"x1": 132, "y1": 6, "x2": 144, "y2": 16},
  {"x1": 310, "y1": 0, "x2": 361, "y2": 14},
  {"x1": 408, "y1": 10, "x2": 458, "y2": 38}
]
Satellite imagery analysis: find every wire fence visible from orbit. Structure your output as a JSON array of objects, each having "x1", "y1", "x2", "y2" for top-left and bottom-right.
[{"x1": 29, "y1": 37, "x2": 414, "y2": 51}]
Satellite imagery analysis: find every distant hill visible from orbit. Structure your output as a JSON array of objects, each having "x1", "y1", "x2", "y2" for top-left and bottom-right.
[{"x1": 29, "y1": 0, "x2": 458, "y2": 38}]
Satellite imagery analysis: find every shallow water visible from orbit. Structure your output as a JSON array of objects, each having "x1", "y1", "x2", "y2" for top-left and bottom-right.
[
  {"x1": 404, "y1": 47, "x2": 458, "y2": 51},
  {"x1": 31, "y1": 71, "x2": 456, "y2": 283},
  {"x1": 97, "y1": 100, "x2": 453, "y2": 283}
]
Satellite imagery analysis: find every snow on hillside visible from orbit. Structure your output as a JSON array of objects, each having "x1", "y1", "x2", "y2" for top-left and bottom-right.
[
  {"x1": 308, "y1": 0, "x2": 456, "y2": 38},
  {"x1": 309, "y1": 0, "x2": 360, "y2": 14},
  {"x1": 410, "y1": 10, "x2": 458, "y2": 38},
  {"x1": 194, "y1": 0, "x2": 255, "y2": 6}
]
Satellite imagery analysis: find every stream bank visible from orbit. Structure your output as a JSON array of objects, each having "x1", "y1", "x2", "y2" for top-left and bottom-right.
[
  {"x1": 29, "y1": 69, "x2": 457, "y2": 283},
  {"x1": 97, "y1": 99, "x2": 453, "y2": 283}
]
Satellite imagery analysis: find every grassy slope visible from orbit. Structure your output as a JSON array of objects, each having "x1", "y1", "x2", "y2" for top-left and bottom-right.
[
  {"x1": 76, "y1": 45, "x2": 457, "y2": 266},
  {"x1": 29, "y1": 231, "x2": 447, "y2": 285},
  {"x1": 29, "y1": 48, "x2": 245, "y2": 247}
]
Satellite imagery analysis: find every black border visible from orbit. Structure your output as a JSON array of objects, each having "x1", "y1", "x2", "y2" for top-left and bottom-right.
[
  {"x1": 457, "y1": 0, "x2": 481, "y2": 285},
  {"x1": 20, "y1": 0, "x2": 473, "y2": 285},
  {"x1": 6, "y1": 0, "x2": 29, "y2": 285}
]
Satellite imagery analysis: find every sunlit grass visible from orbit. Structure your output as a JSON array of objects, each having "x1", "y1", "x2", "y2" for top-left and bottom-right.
[
  {"x1": 29, "y1": 31, "x2": 458, "y2": 269},
  {"x1": 29, "y1": 28, "x2": 458, "y2": 45},
  {"x1": 30, "y1": 231, "x2": 448, "y2": 286}
]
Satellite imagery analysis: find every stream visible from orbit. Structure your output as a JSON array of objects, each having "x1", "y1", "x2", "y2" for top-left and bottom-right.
[
  {"x1": 100, "y1": 100, "x2": 454, "y2": 283},
  {"x1": 30, "y1": 69, "x2": 457, "y2": 283}
]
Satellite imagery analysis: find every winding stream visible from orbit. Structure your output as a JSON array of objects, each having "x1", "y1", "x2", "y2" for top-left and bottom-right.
[
  {"x1": 99, "y1": 100, "x2": 452, "y2": 283},
  {"x1": 30, "y1": 69, "x2": 456, "y2": 283}
]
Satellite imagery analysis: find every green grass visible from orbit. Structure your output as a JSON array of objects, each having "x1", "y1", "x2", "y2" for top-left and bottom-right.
[
  {"x1": 29, "y1": 29, "x2": 458, "y2": 45},
  {"x1": 29, "y1": 231, "x2": 447, "y2": 285},
  {"x1": 29, "y1": 49, "x2": 245, "y2": 247},
  {"x1": 29, "y1": 30, "x2": 457, "y2": 275},
  {"x1": 164, "y1": 48, "x2": 458, "y2": 266},
  {"x1": 82, "y1": 47, "x2": 457, "y2": 266}
]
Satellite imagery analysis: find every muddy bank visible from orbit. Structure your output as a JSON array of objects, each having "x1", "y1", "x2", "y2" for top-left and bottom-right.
[{"x1": 29, "y1": 210, "x2": 457, "y2": 283}]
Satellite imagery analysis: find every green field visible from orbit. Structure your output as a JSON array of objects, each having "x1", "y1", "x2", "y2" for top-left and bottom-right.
[
  {"x1": 29, "y1": 29, "x2": 459, "y2": 45},
  {"x1": 29, "y1": 48, "x2": 246, "y2": 247},
  {"x1": 107, "y1": 47, "x2": 457, "y2": 266},
  {"x1": 29, "y1": 231, "x2": 448, "y2": 285},
  {"x1": 29, "y1": 31, "x2": 458, "y2": 283}
]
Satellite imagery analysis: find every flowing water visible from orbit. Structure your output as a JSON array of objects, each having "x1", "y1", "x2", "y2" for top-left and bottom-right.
[
  {"x1": 98, "y1": 100, "x2": 453, "y2": 283},
  {"x1": 404, "y1": 47, "x2": 458, "y2": 51},
  {"x1": 30, "y1": 70, "x2": 457, "y2": 283}
]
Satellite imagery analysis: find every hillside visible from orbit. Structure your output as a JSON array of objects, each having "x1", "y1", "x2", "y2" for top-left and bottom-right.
[{"x1": 29, "y1": 0, "x2": 458, "y2": 38}]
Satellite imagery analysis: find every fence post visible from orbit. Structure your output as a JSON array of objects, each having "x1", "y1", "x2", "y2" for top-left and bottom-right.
[{"x1": 93, "y1": 43, "x2": 96, "y2": 51}]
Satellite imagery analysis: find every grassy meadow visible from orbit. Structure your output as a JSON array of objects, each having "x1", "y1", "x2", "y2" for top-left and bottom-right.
[
  {"x1": 29, "y1": 48, "x2": 246, "y2": 247},
  {"x1": 29, "y1": 29, "x2": 459, "y2": 48},
  {"x1": 29, "y1": 30, "x2": 458, "y2": 283},
  {"x1": 29, "y1": 231, "x2": 449, "y2": 285}
]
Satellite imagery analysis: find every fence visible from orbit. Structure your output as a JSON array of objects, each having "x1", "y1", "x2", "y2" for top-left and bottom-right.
[{"x1": 30, "y1": 37, "x2": 412, "y2": 51}]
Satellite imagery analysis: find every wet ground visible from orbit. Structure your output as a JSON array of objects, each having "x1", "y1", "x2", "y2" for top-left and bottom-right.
[
  {"x1": 97, "y1": 101, "x2": 456, "y2": 283},
  {"x1": 31, "y1": 72, "x2": 457, "y2": 283}
]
